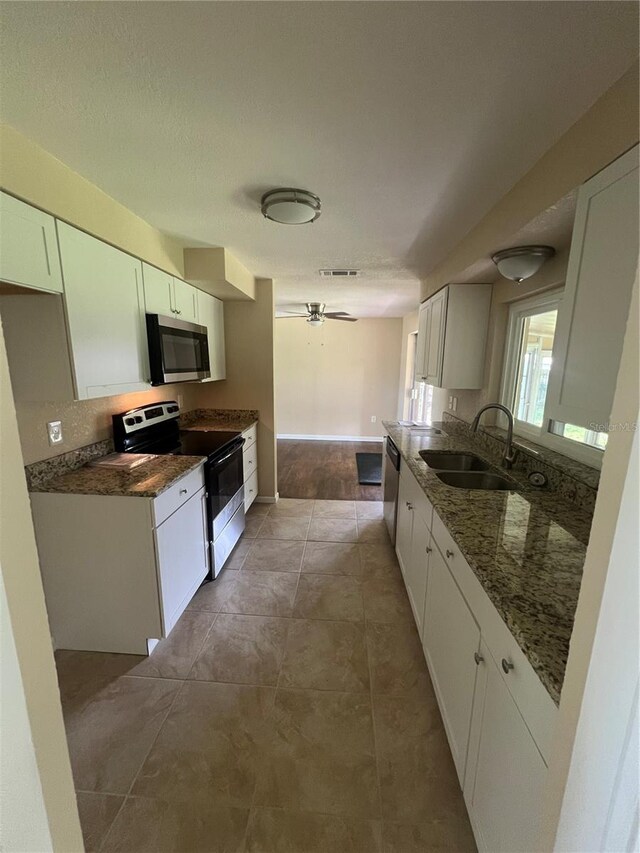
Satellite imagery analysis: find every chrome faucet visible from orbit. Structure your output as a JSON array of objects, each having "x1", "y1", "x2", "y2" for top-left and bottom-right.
[{"x1": 470, "y1": 403, "x2": 518, "y2": 469}]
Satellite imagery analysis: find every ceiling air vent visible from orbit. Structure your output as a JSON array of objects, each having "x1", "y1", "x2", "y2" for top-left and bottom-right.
[{"x1": 319, "y1": 269, "x2": 360, "y2": 278}]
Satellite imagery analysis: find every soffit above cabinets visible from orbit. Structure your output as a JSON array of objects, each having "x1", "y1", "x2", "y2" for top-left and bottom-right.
[{"x1": 183, "y1": 248, "x2": 256, "y2": 302}]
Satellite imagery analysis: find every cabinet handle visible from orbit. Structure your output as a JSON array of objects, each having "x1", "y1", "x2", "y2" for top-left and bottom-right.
[
  {"x1": 474, "y1": 652, "x2": 484, "y2": 666},
  {"x1": 179, "y1": 488, "x2": 188, "y2": 495},
  {"x1": 501, "y1": 658, "x2": 514, "y2": 674},
  {"x1": 176, "y1": 309, "x2": 182, "y2": 315},
  {"x1": 406, "y1": 502, "x2": 413, "y2": 510},
  {"x1": 425, "y1": 546, "x2": 432, "y2": 554},
  {"x1": 446, "y1": 549, "x2": 454, "y2": 558}
]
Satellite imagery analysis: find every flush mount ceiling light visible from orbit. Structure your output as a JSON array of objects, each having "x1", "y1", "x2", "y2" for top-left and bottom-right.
[
  {"x1": 261, "y1": 188, "x2": 321, "y2": 225},
  {"x1": 491, "y1": 245, "x2": 555, "y2": 283}
]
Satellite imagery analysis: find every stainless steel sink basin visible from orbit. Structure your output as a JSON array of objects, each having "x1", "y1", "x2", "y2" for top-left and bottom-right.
[
  {"x1": 419, "y1": 451, "x2": 492, "y2": 471},
  {"x1": 435, "y1": 471, "x2": 516, "y2": 491}
]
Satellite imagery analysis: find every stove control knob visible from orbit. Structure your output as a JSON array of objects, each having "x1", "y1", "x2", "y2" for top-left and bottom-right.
[
  {"x1": 125, "y1": 417, "x2": 135, "y2": 426},
  {"x1": 134, "y1": 416, "x2": 143, "y2": 424}
]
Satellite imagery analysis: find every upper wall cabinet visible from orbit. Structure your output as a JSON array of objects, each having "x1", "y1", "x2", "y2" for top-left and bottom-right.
[
  {"x1": 0, "y1": 192, "x2": 63, "y2": 293},
  {"x1": 545, "y1": 145, "x2": 639, "y2": 429},
  {"x1": 415, "y1": 284, "x2": 492, "y2": 389},
  {"x1": 197, "y1": 289, "x2": 226, "y2": 381},
  {"x1": 142, "y1": 263, "x2": 199, "y2": 325}
]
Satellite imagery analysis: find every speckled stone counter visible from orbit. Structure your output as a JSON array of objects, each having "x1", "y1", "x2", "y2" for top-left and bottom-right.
[
  {"x1": 29, "y1": 455, "x2": 205, "y2": 498},
  {"x1": 181, "y1": 408, "x2": 258, "y2": 433},
  {"x1": 383, "y1": 421, "x2": 592, "y2": 704}
]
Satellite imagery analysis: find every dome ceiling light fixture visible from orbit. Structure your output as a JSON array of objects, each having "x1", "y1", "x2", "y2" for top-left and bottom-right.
[
  {"x1": 491, "y1": 245, "x2": 556, "y2": 283},
  {"x1": 261, "y1": 188, "x2": 321, "y2": 225}
]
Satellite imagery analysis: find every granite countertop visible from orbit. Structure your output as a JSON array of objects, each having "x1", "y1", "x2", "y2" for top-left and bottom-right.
[
  {"x1": 383, "y1": 421, "x2": 591, "y2": 705},
  {"x1": 29, "y1": 455, "x2": 205, "y2": 498},
  {"x1": 181, "y1": 408, "x2": 258, "y2": 434}
]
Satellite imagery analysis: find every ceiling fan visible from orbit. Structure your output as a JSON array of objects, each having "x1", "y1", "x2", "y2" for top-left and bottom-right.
[{"x1": 276, "y1": 302, "x2": 358, "y2": 326}]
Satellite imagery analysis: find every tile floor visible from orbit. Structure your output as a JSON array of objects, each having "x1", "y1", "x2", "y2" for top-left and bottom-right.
[{"x1": 55, "y1": 499, "x2": 476, "y2": 852}]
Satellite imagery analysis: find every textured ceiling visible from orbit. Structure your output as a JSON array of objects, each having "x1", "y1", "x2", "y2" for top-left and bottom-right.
[{"x1": 0, "y1": 2, "x2": 637, "y2": 317}]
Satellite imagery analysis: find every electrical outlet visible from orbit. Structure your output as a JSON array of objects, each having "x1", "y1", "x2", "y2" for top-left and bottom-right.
[
  {"x1": 177, "y1": 393, "x2": 184, "y2": 409},
  {"x1": 370, "y1": 415, "x2": 377, "y2": 423},
  {"x1": 47, "y1": 420, "x2": 63, "y2": 446},
  {"x1": 448, "y1": 396, "x2": 453, "y2": 410}
]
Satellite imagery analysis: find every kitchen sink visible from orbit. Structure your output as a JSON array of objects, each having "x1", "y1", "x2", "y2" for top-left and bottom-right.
[
  {"x1": 435, "y1": 471, "x2": 516, "y2": 491},
  {"x1": 419, "y1": 451, "x2": 492, "y2": 471}
]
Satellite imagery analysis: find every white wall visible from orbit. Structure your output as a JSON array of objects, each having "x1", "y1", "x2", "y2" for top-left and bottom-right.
[{"x1": 275, "y1": 317, "x2": 402, "y2": 439}]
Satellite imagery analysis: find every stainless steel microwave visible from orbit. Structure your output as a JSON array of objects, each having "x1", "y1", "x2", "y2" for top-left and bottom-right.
[{"x1": 146, "y1": 314, "x2": 210, "y2": 385}]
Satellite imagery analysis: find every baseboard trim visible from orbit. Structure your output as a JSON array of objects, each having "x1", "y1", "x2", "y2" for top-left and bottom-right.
[
  {"x1": 277, "y1": 434, "x2": 382, "y2": 442},
  {"x1": 255, "y1": 493, "x2": 279, "y2": 504}
]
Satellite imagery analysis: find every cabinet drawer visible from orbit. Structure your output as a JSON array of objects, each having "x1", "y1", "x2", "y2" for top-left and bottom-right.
[
  {"x1": 242, "y1": 423, "x2": 257, "y2": 450},
  {"x1": 432, "y1": 509, "x2": 557, "y2": 762},
  {"x1": 152, "y1": 465, "x2": 205, "y2": 527},
  {"x1": 399, "y1": 461, "x2": 433, "y2": 528},
  {"x1": 245, "y1": 470, "x2": 258, "y2": 510},
  {"x1": 243, "y1": 442, "x2": 258, "y2": 483}
]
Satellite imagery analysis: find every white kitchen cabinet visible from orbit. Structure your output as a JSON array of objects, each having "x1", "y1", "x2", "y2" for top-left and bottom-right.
[
  {"x1": 242, "y1": 422, "x2": 259, "y2": 510},
  {"x1": 173, "y1": 276, "x2": 199, "y2": 323},
  {"x1": 143, "y1": 263, "x2": 200, "y2": 324},
  {"x1": 395, "y1": 473, "x2": 415, "y2": 573},
  {"x1": 29, "y1": 465, "x2": 208, "y2": 654},
  {"x1": 405, "y1": 511, "x2": 431, "y2": 636},
  {"x1": 423, "y1": 542, "x2": 481, "y2": 784},
  {"x1": 0, "y1": 191, "x2": 63, "y2": 293},
  {"x1": 545, "y1": 144, "x2": 639, "y2": 429},
  {"x1": 58, "y1": 221, "x2": 151, "y2": 398},
  {"x1": 415, "y1": 283, "x2": 492, "y2": 389},
  {"x1": 197, "y1": 289, "x2": 226, "y2": 381},
  {"x1": 155, "y1": 488, "x2": 208, "y2": 635},
  {"x1": 464, "y1": 643, "x2": 548, "y2": 853}
]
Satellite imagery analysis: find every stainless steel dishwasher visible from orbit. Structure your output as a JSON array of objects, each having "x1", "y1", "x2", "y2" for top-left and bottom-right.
[{"x1": 382, "y1": 435, "x2": 401, "y2": 545}]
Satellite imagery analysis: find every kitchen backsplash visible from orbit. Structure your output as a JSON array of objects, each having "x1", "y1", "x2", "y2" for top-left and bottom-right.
[
  {"x1": 24, "y1": 438, "x2": 114, "y2": 490},
  {"x1": 442, "y1": 412, "x2": 600, "y2": 515}
]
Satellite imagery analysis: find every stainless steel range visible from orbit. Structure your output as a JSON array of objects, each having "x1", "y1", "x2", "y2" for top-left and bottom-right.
[{"x1": 112, "y1": 402, "x2": 245, "y2": 577}]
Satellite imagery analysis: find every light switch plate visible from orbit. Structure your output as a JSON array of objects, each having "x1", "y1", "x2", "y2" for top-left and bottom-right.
[{"x1": 47, "y1": 420, "x2": 63, "y2": 446}]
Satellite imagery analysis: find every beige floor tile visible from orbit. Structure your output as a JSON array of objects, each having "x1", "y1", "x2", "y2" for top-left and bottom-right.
[
  {"x1": 128, "y1": 610, "x2": 216, "y2": 679},
  {"x1": 268, "y1": 498, "x2": 315, "y2": 518},
  {"x1": 355, "y1": 500, "x2": 384, "y2": 519},
  {"x1": 308, "y1": 517, "x2": 359, "y2": 543},
  {"x1": 382, "y1": 819, "x2": 477, "y2": 852},
  {"x1": 76, "y1": 792, "x2": 124, "y2": 853},
  {"x1": 293, "y1": 574, "x2": 364, "y2": 622},
  {"x1": 358, "y1": 543, "x2": 402, "y2": 580},
  {"x1": 132, "y1": 681, "x2": 275, "y2": 807},
  {"x1": 55, "y1": 650, "x2": 144, "y2": 709},
  {"x1": 301, "y1": 542, "x2": 362, "y2": 576},
  {"x1": 366, "y1": 621, "x2": 430, "y2": 695},
  {"x1": 254, "y1": 688, "x2": 380, "y2": 817},
  {"x1": 358, "y1": 517, "x2": 391, "y2": 545},
  {"x1": 248, "y1": 502, "x2": 271, "y2": 517},
  {"x1": 225, "y1": 538, "x2": 253, "y2": 569},
  {"x1": 363, "y1": 576, "x2": 414, "y2": 624},
  {"x1": 280, "y1": 619, "x2": 370, "y2": 692},
  {"x1": 243, "y1": 539, "x2": 306, "y2": 572},
  {"x1": 64, "y1": 675, "x2": 181, "y2": 794},
  {"x1": 246, "y1": 807, "x2": 382, "y2": 853},
  {"x1": 258, "y1": 517, "x2": 311, "y2": 540},
  {"x1": 187, "y1": 574, "x2": 235, "y2": 612},
  {"x1": 243, "y1": 514, "x2": 266, "y2": 539},
  {"x1": 312, "y1": 500, "x2": 357, "y2": 519},
  {"x1": 189, "y1": 613, "x2": 289, "y2": 686},
  {"x1": 101, "y1": 795, "x2": 250, "y2": 852},
  {"x1": 218, "y1": 570, "x2": 299, "y2": 617}
]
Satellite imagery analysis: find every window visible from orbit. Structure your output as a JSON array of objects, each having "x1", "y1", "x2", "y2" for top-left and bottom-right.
[
  {"x1": 408, "y1": 332, "x2": 434, "y2": 423},
  {"x1": 501, "y1": 289, "x2": 608, "y2": 460}
]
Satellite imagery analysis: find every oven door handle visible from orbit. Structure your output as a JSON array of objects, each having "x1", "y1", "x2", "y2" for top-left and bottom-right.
[{"x1": 211, "y1": 440, "x2": 245, "y2": 468}]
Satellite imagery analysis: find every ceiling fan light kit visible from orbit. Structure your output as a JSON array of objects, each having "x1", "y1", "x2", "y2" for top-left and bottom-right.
[
  {"x1": 491, "y1": 245, "x2": 555, "y2": 283},
  {"x1": 261, "y1": 188, "x2": 321, "y2": 225}
]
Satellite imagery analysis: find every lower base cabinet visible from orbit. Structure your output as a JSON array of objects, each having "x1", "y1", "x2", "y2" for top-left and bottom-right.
[{"x1": 464, "y1": 643, "x2": 548, "y2": 853}]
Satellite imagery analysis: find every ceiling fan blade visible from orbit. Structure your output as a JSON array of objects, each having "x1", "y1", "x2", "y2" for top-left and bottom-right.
[
  {"x1": 327, "y1": 315, "x2": 358, "y2": 322},
  {"x1": 323, "y1": 311, "x2": 350, "y2": 317},
  {"x1": 276, "y1": 313, "x2": 309, "y2": 318}
]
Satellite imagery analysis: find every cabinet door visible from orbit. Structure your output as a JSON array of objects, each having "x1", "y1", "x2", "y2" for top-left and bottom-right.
[
  {"x1": 395, "y1": 474, "x2": 414, "y2": 574},
  {"x1": 425, "y1": 288, "x2": 448, "y2": 386},
  {"x1": 57, "y1": 222, "x2": 151, "y2": 398},
  {"x1": 142, "y1": 263, "x2": 174, "y2": 316},
  {"x1": 197, "y1": 290, "x2": 226, "y2": 381},
  {"x1": 423, "y1": 543, "x2": 480, "y2": 783},
  {"x1": 0, "y1": 192, "x2": 63, "y2": 293},
  {"x1": 405, "y1": 512, "x2": 430, "y2": 637},
  {"x1": 465, "y1": 648, "x2": 547, "y2": 853},
  {"x1": 173, "y1": 277, "x2": 199, "y2": 324},
  {"x1": 415, "y1": 301, "x2": 430, "y2": 382},
  {"x1": 154, "y1": 487, "x2": 208, "y2": 636},
  {"x1": 545, "y1": 145, "x2": 639, "y2": 429}
]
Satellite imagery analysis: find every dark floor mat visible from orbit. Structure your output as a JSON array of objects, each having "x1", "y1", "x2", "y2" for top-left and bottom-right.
[{"x1": 355, "y1": 452, "x2": 382, "y2": 485}]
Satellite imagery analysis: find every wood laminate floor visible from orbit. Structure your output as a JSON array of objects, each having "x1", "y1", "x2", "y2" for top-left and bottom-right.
[{"x1": 277, "y1": 439, "x2": 383, "y2": 501}]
